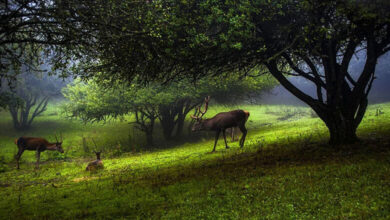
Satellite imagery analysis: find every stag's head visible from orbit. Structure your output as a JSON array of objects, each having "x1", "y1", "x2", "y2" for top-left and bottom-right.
[
  {"x1": 191, "y1": 96, "x2": 210, "y2": 132},
  {"x1": 54, "y1": 133, "x2": 64, "y2": 153},
  {"x1": 94, "y1": 151, "x2": 102, "y2": 160},
  {"x1": 191, "y1": 119, "x2": 206, "y2": 132}
]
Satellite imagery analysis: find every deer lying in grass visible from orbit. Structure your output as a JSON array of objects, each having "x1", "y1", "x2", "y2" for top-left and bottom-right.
[
  {"x1": 86, "y1": 138, "x2": 104, "y2": 171},
  {"x1": 191, "y1": 96, "x2": 250, "y2": 152},
  {"x1": 14, "y1": 133, "x2": 64, "y2": 169}
]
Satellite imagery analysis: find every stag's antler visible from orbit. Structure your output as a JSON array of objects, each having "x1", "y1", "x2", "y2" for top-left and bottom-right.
[
  {"x1": 54, "y1": 132, "x2": 63, "y2": 143},
  {"x1": 191, "y1": 96, "x2": 210, "y2": 120}
]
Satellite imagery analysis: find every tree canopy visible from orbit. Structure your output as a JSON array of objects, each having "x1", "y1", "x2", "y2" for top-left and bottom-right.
[{"x1": 2, "y1": 0, "x2": 389, "y2": 144}]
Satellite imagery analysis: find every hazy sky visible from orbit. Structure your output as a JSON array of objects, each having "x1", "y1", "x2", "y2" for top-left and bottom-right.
[{"x1": 262, "y1": 52, "x2": 390, "y2": 105}]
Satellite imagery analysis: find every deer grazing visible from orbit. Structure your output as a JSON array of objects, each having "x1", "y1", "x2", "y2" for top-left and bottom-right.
[
  {"x1": 86, "y1": 138, "x2": 104, "y2": 171},
  {"x1": 14, "y1": 133, "x2": 64, "y2": 169},
  {"x1": 191, "y1": 96, "x2": 250, "y2": 152}
]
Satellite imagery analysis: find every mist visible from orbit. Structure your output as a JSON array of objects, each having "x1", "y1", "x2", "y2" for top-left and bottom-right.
[{"x1": 261, "y1": 52, "x2": 390, "y2": 105}]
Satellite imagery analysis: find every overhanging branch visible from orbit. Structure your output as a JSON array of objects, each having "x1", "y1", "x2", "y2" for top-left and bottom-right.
[{"x1": 265, "y1": 60, "x2": 323, "y2": 107}]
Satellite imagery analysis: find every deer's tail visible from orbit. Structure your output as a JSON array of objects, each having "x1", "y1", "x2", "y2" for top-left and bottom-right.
[
  {"x1": 243, "y1": 110, "x2": 250, "y2": 121},
  {"x1": 14, "y1": 138, "x2": 18, "y2": 145}
]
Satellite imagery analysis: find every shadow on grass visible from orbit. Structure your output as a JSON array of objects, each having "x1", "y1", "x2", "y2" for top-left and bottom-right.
[{"x1": 122, "y1": 137, "x2": 390, "y2": 188}]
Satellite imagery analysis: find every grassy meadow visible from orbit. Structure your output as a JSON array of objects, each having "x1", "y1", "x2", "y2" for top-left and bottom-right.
[{"x1": 0, "y1": 102, "x2": 389, "y2": 219}]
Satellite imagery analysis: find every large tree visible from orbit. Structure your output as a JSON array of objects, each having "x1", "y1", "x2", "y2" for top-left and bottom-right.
[
  {"x1": 1, "y1": 72, "x2": 65, "y2": 130},
  {"x1": 69, "y1": 0, "x2": 389, "y2": 145}
]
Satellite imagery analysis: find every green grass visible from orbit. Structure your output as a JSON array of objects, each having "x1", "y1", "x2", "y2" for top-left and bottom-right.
[{"x1": 0, "y1": 103, "x2": 389, "y2": 219}]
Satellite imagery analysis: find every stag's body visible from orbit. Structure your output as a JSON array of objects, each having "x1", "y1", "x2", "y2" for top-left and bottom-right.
[
  {"x1": 191, "y1": 97, "x2": 249, "y2": 152},
  {"x1": 196, "y1": 110, "x2": 249, "y2": 131},
  {"x1": 14, "y1": 136, "x2": 64, "y2": 169}
]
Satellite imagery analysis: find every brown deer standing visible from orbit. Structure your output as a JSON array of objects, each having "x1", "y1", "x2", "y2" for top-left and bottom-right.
[
  {"x1": 14, "y1": 133, "x2": 64, "y2": 169},
  {"x1": 191, "y1": 97, "x2": 250, "y2": 152},
  {"x1": 86, "y1": 138, "x2": 104, "y2": 171}
]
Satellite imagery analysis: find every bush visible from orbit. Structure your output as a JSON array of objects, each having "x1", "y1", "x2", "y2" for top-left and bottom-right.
[{"x1": 48, "y1": 151, "x2": 68, "y2": 161}]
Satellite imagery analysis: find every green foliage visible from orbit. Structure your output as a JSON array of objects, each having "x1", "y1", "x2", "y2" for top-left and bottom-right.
[
  {"x1": 62, "y1": 80, "x2": 131, "y2": 122},
  {"x1": 0, "y1": 92, "x2": 23, "y2": 110}
]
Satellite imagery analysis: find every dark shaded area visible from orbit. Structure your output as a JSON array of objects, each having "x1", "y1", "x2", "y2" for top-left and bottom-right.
[{"x1": 113, "y1": 137, "x2": 390, "y2": 189}]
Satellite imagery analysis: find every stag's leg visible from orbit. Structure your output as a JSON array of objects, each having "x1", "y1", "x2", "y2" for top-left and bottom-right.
[
  {"x1": 230, "y1": 127, "x2": 235, "y2": 142},
  {"x1": 222, "y1": 129, "x2": 230, "y2": 149},
  {"x1": 212, "y1": 130, "x2": 220, "y2": 152},
  {"x1": 35, "y1": 151, "x2": 41, "y2": 169},
  {"x1": 15, "y1": 148, "x2": 24, "y2": 169},
  {"x1": 239, "y1": 125, "x2": 247, "y2": 148}
]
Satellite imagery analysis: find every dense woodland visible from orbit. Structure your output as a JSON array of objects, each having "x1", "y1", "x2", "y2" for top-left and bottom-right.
[{"x1": 0, "y1": 0, "x2": 389, "y2": 219}]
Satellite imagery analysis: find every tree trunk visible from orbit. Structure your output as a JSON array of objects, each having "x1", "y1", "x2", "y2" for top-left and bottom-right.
[
  {"x1": 145, "y1": 132, "x2": 154, "y2": 147},
  {"x1": 325, "y1": 117, "x2": 358, "y2": 145},
  {"x1": 160, "y1": 117, "x2": 175, "y2": 140},
  {"x1": 175, "y1": 113, "x2": 185, "y2": 138},
  {"x1": 146, "y1": 117, "x2": 155, "y2": 147},
  {"x1": 158, "y1": 106, "x2": 176, "y2": 140}
]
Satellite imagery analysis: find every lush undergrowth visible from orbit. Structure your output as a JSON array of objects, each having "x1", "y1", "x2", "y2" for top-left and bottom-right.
[{"x1": 0, "y1": 103, "x2": 389, "y2": 219}]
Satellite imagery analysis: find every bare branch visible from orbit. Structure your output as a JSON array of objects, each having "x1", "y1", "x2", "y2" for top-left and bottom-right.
[
  {"x1": 340, "y1": 40, "x2": 358, "y2": 74},
  {"x1": 282, "y1": 53, "x2": 326, "y2": 88}
]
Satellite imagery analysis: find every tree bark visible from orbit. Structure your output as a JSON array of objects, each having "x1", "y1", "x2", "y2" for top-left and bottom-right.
[
  {"x1": 145, "y1": 132, "x2": 154, "y2": 147},
  {"x1": 145, "y1": 117, "x2": 155, "y2": 147},
  {"x1": 323, "y1": 112, "x2": 359, "y2": 145},
  {"x1": 159, "y1": 107, "x2": 176, "y2": 140},
  {"x1": 175, "y1": 113, "x2": 185, "y2": 138},
  {"x1": 161, "y1": 121, "x2": 175, "y2": 140},
  {"x1": 134, "y1": 110, "x2": 156, "y2": 147}
]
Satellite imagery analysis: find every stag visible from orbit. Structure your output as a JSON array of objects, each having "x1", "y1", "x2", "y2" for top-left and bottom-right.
[
  {"x1": 191, "y1": 97, "x2": 250, "y2": 152},
  {"x1": 14, "y1": 133, "x2": 64, "y2": 169}
]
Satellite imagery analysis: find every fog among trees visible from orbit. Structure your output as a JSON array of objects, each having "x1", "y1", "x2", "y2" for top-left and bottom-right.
[{"x1": 263, "y1": 52, "x2": 390, "y2": 105}]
